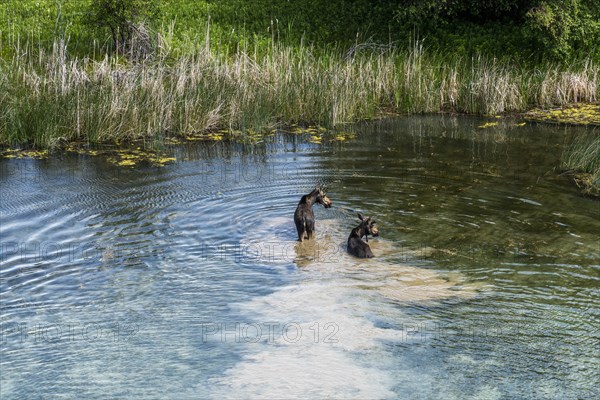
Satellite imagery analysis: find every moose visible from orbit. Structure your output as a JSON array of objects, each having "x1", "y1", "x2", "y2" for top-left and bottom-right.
[
  {"x1": 347, "y1": 213, "x2": 379, "y2": 258},
  {"x1": 293, "y1": 187, "x2": 332, "y2": 242}
]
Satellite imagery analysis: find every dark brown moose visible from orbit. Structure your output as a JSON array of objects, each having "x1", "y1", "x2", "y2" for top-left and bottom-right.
[
  {"x1": 347, "y1": 213, "x2": 379, "y2": 258},
  {"x1": 293, "y1": 187, "x2": 332, "y2": 242}
]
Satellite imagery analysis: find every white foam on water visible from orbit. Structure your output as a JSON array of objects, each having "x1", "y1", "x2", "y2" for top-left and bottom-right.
[
  {"x1": 211, "y1": 279, "x2": 398, "y2": 398},
  {"x1": 212, "y1": 344, "x2": 396, "y2": 399},
  {"x1": 217, "y1": 215, "x2": 481, "y2": 398}
]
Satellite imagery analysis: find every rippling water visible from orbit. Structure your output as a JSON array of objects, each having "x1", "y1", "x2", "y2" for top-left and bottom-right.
[{"x1": 1, "y1": 116, "x2": 599, "y2": 399}]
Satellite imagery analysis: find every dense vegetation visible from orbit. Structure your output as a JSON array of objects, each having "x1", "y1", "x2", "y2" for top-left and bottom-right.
[
  {"x1": 2, "y1": 0, "x2": 599, "y2": 62},
  {"x1": 4, "y1": 39, "x2": 596, "y2": 149},
  {"x1": 0, "y1": 1, "x2": 598, "y2": 191}
]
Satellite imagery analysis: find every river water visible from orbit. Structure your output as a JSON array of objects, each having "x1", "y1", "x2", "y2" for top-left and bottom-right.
[{"x1": 1, "y1": 116, "x2": 598, "y2": 399}]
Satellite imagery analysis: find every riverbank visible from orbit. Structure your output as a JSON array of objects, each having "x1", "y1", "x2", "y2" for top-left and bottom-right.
[
  {"x1": 1, "y1": 37, "x2": 598, "y2": 194},
  {"x1": 561, "y1": 134, "x2": 600, "y2": 198},
  {"x1": 1, "y1": 38, "x2": 597, "y2": 147},
  {"x1": 522, "y1": 103, "x2": 600, "y2": 197}
]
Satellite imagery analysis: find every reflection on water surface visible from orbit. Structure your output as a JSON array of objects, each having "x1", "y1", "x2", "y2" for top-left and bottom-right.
[{"x1": 1, "y1": 116, "x2": 598, "y2": 399}]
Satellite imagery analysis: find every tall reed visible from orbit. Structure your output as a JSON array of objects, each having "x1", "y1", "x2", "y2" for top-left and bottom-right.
[{"x1": 0, "y1": 36, "x2": 597, "y2": 148}]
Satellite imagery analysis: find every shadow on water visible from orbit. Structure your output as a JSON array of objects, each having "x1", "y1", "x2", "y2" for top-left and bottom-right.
[{"x1": 1, "y1": 115, "x2": 598, "y2": 399}]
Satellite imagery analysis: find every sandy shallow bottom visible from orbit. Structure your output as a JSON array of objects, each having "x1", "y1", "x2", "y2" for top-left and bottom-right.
[{"x1": 217, "y1": 217, "x2": 483, "y2": 398}]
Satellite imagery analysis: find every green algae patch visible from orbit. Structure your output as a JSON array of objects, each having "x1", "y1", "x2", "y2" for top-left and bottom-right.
[
  {"x1": 308, "y1": 135, "x2": 322, "y2": 144},
  {"x1": 0, "y1": 125, "x2": 357, "y2": 166},
  {"x1": 281, "y1": 124, "x2": 356, "y2": 144},
  {"x1": 331, "y1": 131, "x2": 357, "y2": 142},
  {"x1": 0, "y1": 148, "x2": 49, "y2": 159},
  {"x1": 525, "y1": 103, "x2": 600, "y2": 126},
  {"x1": 64, "y1": 143, "x2": 177, "y2": 168},
  {"x1": 478, "y1": 122, "x2": 499, "y2": 129},
  {"x1": 106, "y1": 148, "x2": 177, "y2": 167},
  {"x1": 236, "y1": 128, "x2": 264, "y2": 144},
  {"x1": 307, "y1": 129, "x2": 357, "y2": 144},
  {"x1": 286, "y1": 124, "x2": 327, "y2": 136},
  {"x1": 184, "y1": 131, "x2": 227, "y2": 141}
]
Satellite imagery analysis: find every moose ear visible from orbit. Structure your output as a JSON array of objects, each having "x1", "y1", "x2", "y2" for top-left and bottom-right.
[{"x1": 357, "y1": 213, "x2": 364, "y2": 221}]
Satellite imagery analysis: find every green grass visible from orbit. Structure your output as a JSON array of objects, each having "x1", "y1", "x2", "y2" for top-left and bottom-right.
[
  {"x1": 3, "y1": 0, "x2": 599, "y2": 63},
  {"x1": 0, "y1": 0, "x2": 389, "y2": 54}
]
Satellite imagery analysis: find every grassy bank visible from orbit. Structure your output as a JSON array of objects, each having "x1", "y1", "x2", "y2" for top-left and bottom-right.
[
  {"x1": 562, "y1": 135, "x2": 600, "y2": 197},
  {"x1": 1, "y1": 35, "x2": 598, "y2": 149}
]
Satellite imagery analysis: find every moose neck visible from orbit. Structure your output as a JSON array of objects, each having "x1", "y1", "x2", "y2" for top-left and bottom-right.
[
  {"x1": 352, "y1": 225, "x2": 367, "y2": 239},
  {"x1": 307, "y1": 190, "x2": 320, "y2": 206}
]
